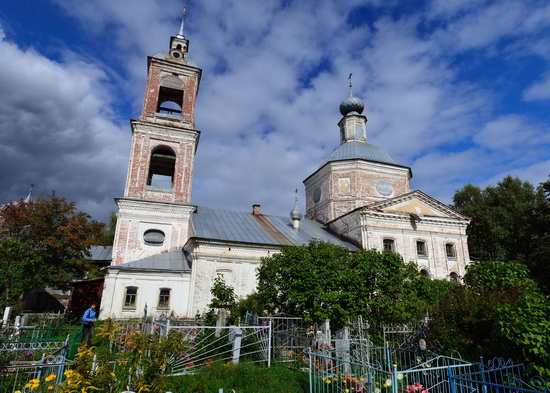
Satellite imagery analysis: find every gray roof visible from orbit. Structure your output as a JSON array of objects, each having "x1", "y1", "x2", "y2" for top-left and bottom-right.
[
  {"x1": 107, "y1": 250, "x2": 191, "y2": 272},
  {"x1": 88, "y1": 246, "x2": 113, "y2": 261},
  {"x1": 191, "y1": 206, "x2": 356, "y2": 251},
  {"x1": 323, "y1": 140, "x2": 395, "y2": 166}
]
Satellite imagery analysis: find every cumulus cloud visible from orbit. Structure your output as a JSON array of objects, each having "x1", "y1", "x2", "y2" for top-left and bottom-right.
[
  {"x1": 0, "y1": 26, "x2": 128, "y2": 221},
  {"x1": 0, "y1": 0, "x2": 549, "y2": 222}
]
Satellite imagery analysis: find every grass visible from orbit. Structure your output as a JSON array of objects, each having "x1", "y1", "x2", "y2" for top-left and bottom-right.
[{"x1": 166, "y1": 361, "x2": 309, "y2": 393}]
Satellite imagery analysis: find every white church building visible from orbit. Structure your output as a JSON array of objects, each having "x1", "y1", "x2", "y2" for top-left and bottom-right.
[{"x1": 99, "y1": 19, "x2": 471, "y2": 320}]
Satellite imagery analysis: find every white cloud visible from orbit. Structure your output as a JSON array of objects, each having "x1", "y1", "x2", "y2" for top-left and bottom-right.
[
  {"x1": 0, "y1": 25, "x2": 128, "y2": 221},
  {"x1": 523, "y1": 73, "x2": 550, "y2": 101},
  {"x1": 1, "y1": 0, "x2": 549, "y2": 223}
]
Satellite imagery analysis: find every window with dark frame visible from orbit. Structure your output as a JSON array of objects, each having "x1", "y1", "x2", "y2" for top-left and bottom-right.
[
  {"x1": 124, "y1": 287, "x2": 138, "y2": 309},
  {"x1": 383, "y1": 239, "x2": 395, "y2": 252},
  {"x1": 446, "y1": 243, "x2": 456, "y2": 258},
  {"x1": 416, "y1": 241, "x2": 427, "y2": 257},
  {"x1": 158, "y1": 288, "x2": 171, "y2": 309}
]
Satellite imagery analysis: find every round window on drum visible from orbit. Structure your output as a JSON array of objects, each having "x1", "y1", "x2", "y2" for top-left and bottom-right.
[{"x1": 143, "y1": 229, "x2": 165, "y2": 246}]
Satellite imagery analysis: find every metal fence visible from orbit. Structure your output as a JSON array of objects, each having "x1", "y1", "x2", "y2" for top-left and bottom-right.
[
  {"x1": 450, "y1": 358, "x2": 550, "y2": 393},
  {"x1": 309, "y1": 346, "x2": 478, "y2": 393},
  {"x1": 155, "y1": 321, "x2": 272, "y2": 374}
]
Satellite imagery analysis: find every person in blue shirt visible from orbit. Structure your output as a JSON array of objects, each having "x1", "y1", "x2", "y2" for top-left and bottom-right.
[{"x1": 81, "y1": 303, "x2": 97, "y2": 347}]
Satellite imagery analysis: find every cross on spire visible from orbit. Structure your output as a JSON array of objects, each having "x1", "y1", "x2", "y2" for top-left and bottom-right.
[{"x1": 348, "y1": 73, "x2": 353, "y2": 96}]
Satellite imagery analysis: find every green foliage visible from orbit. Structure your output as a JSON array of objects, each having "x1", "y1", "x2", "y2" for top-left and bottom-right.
[
  {"x1": 209, "y1": 274, "x2": 237, "y2": 309},
  {"x1": 257, "y1": 241, "x2": 439, "y2": 330},
  {"x1": 97, "y1": 211, "x2": 117, "y2": 246},
  {"x1": 0, "y1": 191, "x2": 104, "y2": 309},
  {"x1": 166, "y1": 361, "x2": 309, "y2": 393},
  {"x1": 0, "y1": 238, "x2": 41, "y2": 309},
  {"x1": 429, "y1": 260, "x2": 550, "y2": 376},
  {"x1": 453, "y1": 176, "x2": 544, "y2": 262}
]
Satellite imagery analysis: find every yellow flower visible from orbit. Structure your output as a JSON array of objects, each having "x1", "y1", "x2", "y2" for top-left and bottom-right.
[
  {"x1": 360, "y1": 378, "x2": 365, "y2": 381},
  {"x1": 15, "y1": 391, "x2": 22, "y2": 393},
  {"x1": 322, "y1": 377, "x2": 327, "y2": 381},
  {"x1": 29, "y1": 379, "x2": 40, "y2": 384},
  {"x1": 48, "y1": 386, "x2": 54, "y2": 390},
  {"x1": 327, "y1": 380, "x2": 332, "y2": 384},
  {"x1": 45, "y1": 374, "x2": 57, "y2": 381}
]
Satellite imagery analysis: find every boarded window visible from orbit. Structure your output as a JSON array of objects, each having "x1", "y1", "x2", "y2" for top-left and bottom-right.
[{"x1": 143, "y1": 229, "x2": 165, "y2": 246}]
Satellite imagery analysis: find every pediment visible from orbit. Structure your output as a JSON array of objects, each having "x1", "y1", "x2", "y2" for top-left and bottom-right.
[{"x1": 362, "y1": 190, "x2": 469, "y2": 221}]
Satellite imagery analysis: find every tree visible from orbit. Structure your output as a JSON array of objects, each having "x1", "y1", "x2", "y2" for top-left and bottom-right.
[
  {"x1": 528, "y1": 176, "x2": 550, "y2": 294},
  {"x1": 429, "y1": 260, "x2": 550, "y2": 376},
  {"x1": 453, "y1": 176, "x2": 545, "y2": 262},
  {"x1": 0, "y1": 191, "x2": 104, "y2": 308},
  {"x1": 256, "y1": 241, "x2": 443, "y2": 330}
]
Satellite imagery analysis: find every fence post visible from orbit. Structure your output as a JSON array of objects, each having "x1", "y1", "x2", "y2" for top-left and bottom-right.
[
  {"x1": 267, "y1": 320, "x2": 272, "y2": 368},
  {"x1": 309, "y1": 348, "x2": 313, "y2": 393},
  {"x1": 166, "y1": 318, "x2": 171, "y2": 335},
  {"x1": 479, "y1": 357, "x2": 488, "y2": 393},
  {"x1": 448, "y1": 367, "x2": 456, "y2": 393},
  {"x1": 392, "y1": 365, "x2": 398, "y2": 393},
  {"x1": 385, "y1": 343, "x2": 391, "y2": 372},
  {"x1": 229, "y1": 326, "x2": 242, "y2": 364}
]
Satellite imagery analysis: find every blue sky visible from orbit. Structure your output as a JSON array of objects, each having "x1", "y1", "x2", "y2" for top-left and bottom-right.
[{"x1": 0, "y1": 0, "x2": 549, "y2": 223}]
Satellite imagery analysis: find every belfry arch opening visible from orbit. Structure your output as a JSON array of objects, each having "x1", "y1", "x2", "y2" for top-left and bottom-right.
[
  {"x1": 157, "y1": 76, "x2": 184, "y2": 116},
  {"x1": 147, "y1": 146, "x2": 176, "y2": 189}
]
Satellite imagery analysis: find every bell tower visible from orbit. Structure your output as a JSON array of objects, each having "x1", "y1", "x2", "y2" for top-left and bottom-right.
[{"x1": 111, "y1": 10, "x2": 201, "y2": 265}]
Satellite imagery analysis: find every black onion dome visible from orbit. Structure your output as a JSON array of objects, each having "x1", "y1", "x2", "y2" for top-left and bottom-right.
[{"x1": 339, "y1": 95, "x2": 365, "y2": 116}]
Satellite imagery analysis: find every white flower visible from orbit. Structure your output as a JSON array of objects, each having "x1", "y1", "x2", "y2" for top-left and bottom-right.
[{"x1": 386, "y1": 379, "x2": 392, "y2": 386}]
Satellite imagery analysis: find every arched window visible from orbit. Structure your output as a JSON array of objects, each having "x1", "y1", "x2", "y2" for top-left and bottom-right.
[
  {"x1": 157, "y1": 76, "x2": 184, "y2": 116},
  {"x1": 420, "y1": 269, "x2": 431, "y2": 278},
  {"x1": 449, "y1": 272, "x2": 459, "y2": 282},
  {"x1": 147, "y1": 146, "x2": 176, "y2": 189}
]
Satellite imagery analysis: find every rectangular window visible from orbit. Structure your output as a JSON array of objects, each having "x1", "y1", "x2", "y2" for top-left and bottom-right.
[
  {"x1": 446, "y1": 243, "x2": 456, "y2": 258},
  {"x1": 124, "y1": 287, "x2": 137, "y2": 309},
  {"x1": 416, "y1": 241, "x2": 427, "y2": 257},
  {"x1": 158, "y1": 288, "x2": 171, "y2": 309},
  {"x1": 383, "y1": 239, "x2": 395, "y2": 252}
]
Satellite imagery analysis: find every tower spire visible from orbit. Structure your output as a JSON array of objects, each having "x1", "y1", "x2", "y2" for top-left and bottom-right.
[
  {"x1": 24, "y1": 182, "x2": 34, "y2": 203},
  {"x1": 290, "y1": 189, "x2": 303, "y2": 229},
  {"x1": 348, "y1": 73, "x2": 353, "y2": 97},
  {"x1": 177, "y1": 6, "x2": 186, "y2": 39}
]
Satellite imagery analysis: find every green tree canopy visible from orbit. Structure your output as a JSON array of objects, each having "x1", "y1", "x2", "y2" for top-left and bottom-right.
[
  {"x1": 0, "y1": 191, "x2": 104, "y2": 308},
  {"x1": 256, "y1": 240, "x2": 445, "y2": 330},
  {"x1": 429, "y1": 260, "x2": 550, "y2": 376},
  {"x1": 453, "y1": 176, "x2": 545, "y2": 262}
]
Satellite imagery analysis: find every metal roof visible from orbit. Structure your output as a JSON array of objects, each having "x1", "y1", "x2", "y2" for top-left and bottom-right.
[
  {"x1": 191, "y1": 206, "x2": 357, "y2": 251},
  {"x1": 107, "y1": 250, "x2": 191, "y2": 272},
  {"x1": 323, "y1": 140, "x2": 395, "y2": 166},
  {"x1": 88, "y1": 246, "x2": 113, "y2": 261}
]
